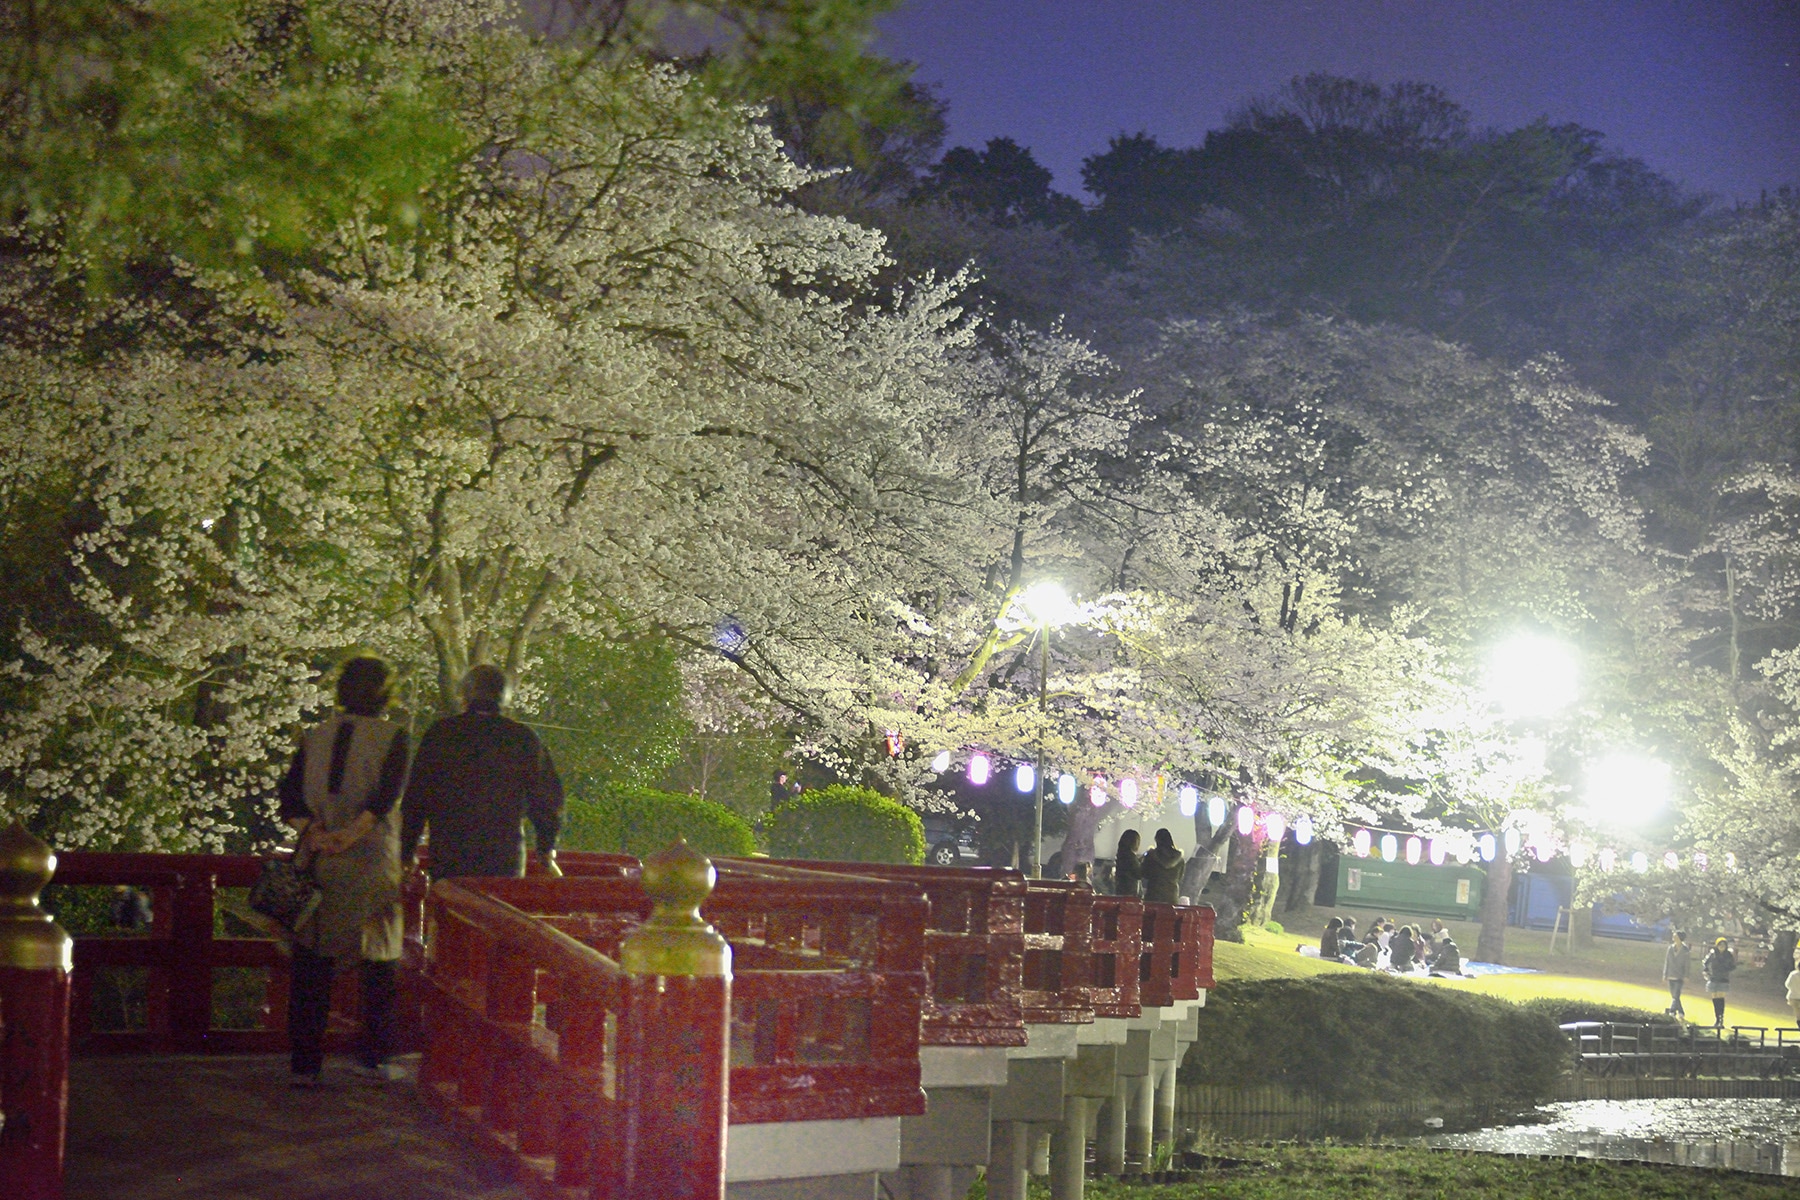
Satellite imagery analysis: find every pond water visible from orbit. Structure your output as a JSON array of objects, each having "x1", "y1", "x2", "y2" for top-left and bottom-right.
[{"x1": 1426, "y1": 1099, "x2": 1800, "y2": 1175}]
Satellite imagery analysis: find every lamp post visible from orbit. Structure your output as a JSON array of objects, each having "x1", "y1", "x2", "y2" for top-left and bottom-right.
[{"x1": 1016, "y1": 582, "x2": 1078, "y2": 878}]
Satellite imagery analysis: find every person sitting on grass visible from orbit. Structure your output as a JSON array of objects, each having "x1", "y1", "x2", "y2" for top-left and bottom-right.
[
  {"x1": 1430, "y1": 936, "x2": 1462, "y2": 976},
  {"x1": 1390, "y1": 925, "x2": 1419, "y2": 973},
  {"x1": 1336, "y1": 917, "x2": 1364, "y2": 963},
  {"x1": 1320, "y1": 916, "x2": 1343, "y2": 960},
  {"x1": 1354, "y1": 938, "x2": 1381, "y2": 969}
]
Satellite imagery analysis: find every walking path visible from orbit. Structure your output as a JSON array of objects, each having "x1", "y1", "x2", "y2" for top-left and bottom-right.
[{"x1": 66, "y1": 1055, "x2": 525, "y2": 1200}]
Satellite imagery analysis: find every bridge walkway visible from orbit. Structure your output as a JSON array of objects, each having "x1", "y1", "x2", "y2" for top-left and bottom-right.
[{"x1": 65, "y1": 1054, "x2": 523, "y2": 1200}]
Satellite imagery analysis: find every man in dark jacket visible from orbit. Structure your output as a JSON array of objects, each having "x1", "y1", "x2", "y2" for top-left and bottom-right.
[
  {"x1": 401, "y1": 664, "x2": 564, "y2": 880},
  {"x1": 1140, "y1": 828, "x2": 1185, "y2": 903}
]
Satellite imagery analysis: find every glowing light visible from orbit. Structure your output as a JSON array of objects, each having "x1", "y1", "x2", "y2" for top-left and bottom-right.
[
  {"x1": 1570, "y1": 842, "x2": 1590, "y2": 869},
  {"x1": 1380, "y1": 833, "x2": 1398, "y2": 862},
  {"x1": 1090, "y1": 780, "x2": 1108, "y2": 807},
  {"x1": 1405, "y1": 836, "x2": 1422, "y2": 865},
  {"x1": 1208, "y1": 794, "x2": 1227, "y2": 828},
  {"x1": 1663, "y1": 851, "x2": 1679, "y2": 871},
  {"x1": 1264, "y1": 812, "x2": 1287, "y2": 843},
  {"x1": 1504, "y1": 827, "x2": 1521, "y2": 858},
  {"x1": 1352, "y1": 828, "x2": 1372, "y2": 857},
  {"x1": 1428, "y1": 837, "x2": 1446, "y2": 866},
  {"x1": 1534, "y1": 841, "x2": 1554, "y2": 864},
  {"x1": 1120, "y1": 778, "x2": 1139, "y2": 808},
  {"x1": 1454, "y1": 842, "x2": 1471, "y2": 865},
  {"x1": 1017, "y1": 580, "x2": 1081, "y2": 629},
  {"x1": 884, "y1": 730, "x2": 903, "y2": 757},
  {"x1": 1726, "y1": 852, "x2": 1738, "y2": 872},
  {"x1": 1631, "y1": 851, "x2": 1648, "y2": 874},
  {"x1": 1485, "y1": 633, "x2": 1578, "y2": 718},
  {"x1": 968, "y1": 754, "x2": 991, "y2": 787},
  {"x1": 1014, "y1": 763, "x2": 1035, "y2": 793},
  {"x1": 1178, "y1": 785, "x2": 1199, "y2": 817},
  {"x1": 1478, "y1": 833, "x2": 1497, "y2": 863},
  {"x1": 1598, "y1": 848, "x2": 1617, "y2": 873},
  {"x1": 1693, "y1": 851, "x2": 1709, "y2": 872},
  {"x1": 1584, "y1": 752, "x2": 1672, "y2": 826},
  {"x1": 1058, "y1": 773, "x2": 1076, "y2": 805},
  {"x1": 1237, "y1": 805, "x2": 1255, "y2": 836},
  {"x1": 1295, "y1": 815, "x2": 1314, "y2": 846},
  {"x1": 930, "y1": 750, "x2": 951, "y2": 773}
]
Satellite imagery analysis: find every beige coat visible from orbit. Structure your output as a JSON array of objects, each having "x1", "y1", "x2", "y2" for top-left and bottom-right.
[{"x1": 299, "y1": 713, "x2": 405, "y2": 963}]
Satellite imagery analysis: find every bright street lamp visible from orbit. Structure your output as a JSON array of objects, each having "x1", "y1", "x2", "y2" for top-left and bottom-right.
[{"x1": 1485, "y1": 634, "x2": 1578, "y2": 719}]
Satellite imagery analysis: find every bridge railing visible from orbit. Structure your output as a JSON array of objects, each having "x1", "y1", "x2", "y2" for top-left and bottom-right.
[
  {"x1": 1140, "y1": 901, "x2": 1215, "y2": 1007},
  {"x1": 421, "y1": 851, "x2": 730, "y2": 1200}
]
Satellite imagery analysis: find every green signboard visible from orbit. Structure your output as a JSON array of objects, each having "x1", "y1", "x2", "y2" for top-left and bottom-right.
[{"x1": 1335, "y1": 856, "x2": 1486, "y2": 920}]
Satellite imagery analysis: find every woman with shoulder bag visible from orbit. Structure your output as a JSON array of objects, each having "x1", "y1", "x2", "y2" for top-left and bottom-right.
[{"x1": 276, "y1": 656, "x2": 411, "y2": 1087}]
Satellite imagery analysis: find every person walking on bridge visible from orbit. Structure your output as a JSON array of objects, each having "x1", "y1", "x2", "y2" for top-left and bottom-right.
[
  {"x1": 278, "y1": 655, "x2": 410, "y2": 1087},
  {"x1": 402, "y1": 664, "x2": 565, "y2": 881},
  {"x1": 1141, "y1": 828, "x2": 1185, "y2": 903}
]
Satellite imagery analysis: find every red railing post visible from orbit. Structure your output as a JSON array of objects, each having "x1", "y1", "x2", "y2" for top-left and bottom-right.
[
  {"x1": 0, "y1": 821, "x2": 73, "y2": 1200},
  {"x1": 617, "y1": 840, "x2": 731, "y2": 1200}
]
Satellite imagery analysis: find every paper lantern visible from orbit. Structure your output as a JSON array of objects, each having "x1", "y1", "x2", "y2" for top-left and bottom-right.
[
  {"x1": 1236, "y1": 805, "x2": 1255, "y2": 836},
  {"x1": 1090, "y1": 780, "x2": 1108, "y2": 807},
  {"x1": 1208, "y1": 794, "x2": 1227, "y2": 828},
  {"x1": 1405, "y1": 836, "x2": 1422, "y2": 865},
  {"x1": 1120, "y1": 778, "x2": 1139, "y2": 808},
  {"x1": 885, "y1": 731, "x2": 904, "y2": 757},
  {"x1": 1380, "y1": 833, "x2": 1398, "y2": 862},
  {"x1": 1726, "y1": 853, "x2": 1739, "y2": 871},
  {"x1": 1264, "y1": 812, "x2": 1286, "y2": 843},
  {"x1": 1014, "y1": 763, "x2": 1035, "y2": 793},
  {"x1": 1631, "y1": 851, "x2": 1648, "y2": 874},
  {"x1": 1503, "y1": 828, "x2": 1521, "y2": 857},
  {"x1": 1352, "y1": 828, "x2": 1372, "y2": 857},
  {"x1": 1663, "y1": 851, "x2": 1679, "y2": 871},
  {"x1": 1598, "y1": 848, "x2": 1617, "y2": 873},
  {"x1": 1177, "y1": 784, "x2": 1199, "y2": 817},
  {"x1": 1569, "y1": 842, "x2": 1589, "y2": 869},
  {"x1": 1058, "y1": 773, "x2": 1076, "y2": 805},
  {"x1": 1534, "y1": 841, "x2": 1554, "y2": 864},
  {"x1": 1693, "y1": 851, "x2": 1708, "y2": 872},
  {"x1": 1295, "y1": 815, "x2": 1314, "y2": 846},
  {"x1": 1478, "y1": 833, "x2": 1497, "y2": 863},
  {"x1": 968, "y1": 753, "x2": 991, "y2": 787},
  {"x1": 930, "y1": 750, "x2": 951, "y2": 773},
  {"x1": 1428, "y1": 837, "x2": 1446, "y2": 866}
]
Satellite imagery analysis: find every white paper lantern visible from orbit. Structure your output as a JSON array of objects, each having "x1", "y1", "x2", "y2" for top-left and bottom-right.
[
  {"x1": 1478, "y1": 833, "x2": 1497, "y2": 863},
  {"x1": 1352, "y1": 828, "x2": 1372, "y2": 857},
  {"x1": 1236, "y1": 805, "x2": 1255, "y2": 836},
  {"x1": 1208, "y1": 794, "x2": 1227, "y2": 828},
  {"x1": 1120, "y1": 778, "x2": 1139, "y2": 808},
  {"x1": 1264, "y1": 812, "x2": 1286, "y2": 843},
  {"x1": 1014, "y1": 763, "x2": 1035, "y2": 793},
  {"x1": 968, "y1": 753, "x2": 991, "y2": 787},
  {"x1": 1090, "y1": 780, "x2": 1108, "y2": 807},
  {"x1": 930, "y1": 750, "x2": 951, "y2": 773},
  {"x1": 1177, "y1": 784, "x2": 1199, "y2": 817},
  {"x1": 1405, "y1": 836, "x2": 1422, "y2": 865},
  {"x1": 1295, "y1": 815, "x2": 1314, "y2": 846},
  {"x1": 1380, "y1": 833, "x2": 1398, "y2": 862},
  {"x1": 1058, "y1": 773, "x2": 1076, "y2": 805}
]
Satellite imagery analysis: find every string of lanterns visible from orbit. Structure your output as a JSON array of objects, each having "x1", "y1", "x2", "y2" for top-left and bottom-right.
[{"x1": 918, "y1": 746, "x2": 1726, "y2": 874}]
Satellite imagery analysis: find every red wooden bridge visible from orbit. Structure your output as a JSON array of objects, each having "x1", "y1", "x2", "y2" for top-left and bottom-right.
[{"x1": 0, "y1": 825, "x2": 1213, "y2": 1200}]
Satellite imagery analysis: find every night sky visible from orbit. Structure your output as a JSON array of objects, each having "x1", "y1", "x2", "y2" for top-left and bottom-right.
[{"x1": 878, "y1": 0, "x2": 1800, "y2": 203}]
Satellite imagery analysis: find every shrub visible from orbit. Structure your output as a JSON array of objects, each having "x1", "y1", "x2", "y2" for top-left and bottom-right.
[
  {"x1": 1179, "y1": 974, "x2": 1568, "y2": 1108},
  {"x1": 560, "y1": 785, "x2": 756, "y2": 860},
  {"x1": 1515, "y1": 997, "x2": 1677, "y2": 1028},
  {"x1": 1264, "y1": 920, "x2": 1285, "y2": 935},
  {"x1": 765, "y1": 785, "x2": 925, "y2": 865}
]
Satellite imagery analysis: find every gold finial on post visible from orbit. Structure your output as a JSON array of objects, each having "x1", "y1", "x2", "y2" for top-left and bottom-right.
[
  {"x1": 0, "y1": 820, "x2": 72, "y2": 973},
  {"x1": 620, "y1": 838, "x2": 731, "y2": 978}
]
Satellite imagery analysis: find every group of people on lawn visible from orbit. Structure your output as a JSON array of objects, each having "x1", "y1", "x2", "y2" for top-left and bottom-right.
[{"x1": 1318, "y1": 914, "x2": 1463, "y2": 976}]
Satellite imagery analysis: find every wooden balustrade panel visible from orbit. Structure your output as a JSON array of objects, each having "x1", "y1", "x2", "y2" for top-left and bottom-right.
[
  {"x1": 755, "y1": 861, "x2": 1028, "y2": 1047},
  {"x1": 1139, "y1": 902, "x2": 1216, "y2": 1007},
  {"x1": 461, "y1": 862, "x2": 929, "y2": 1126},
  {"x1": 1019, "y1": 881, "x2": 1095, "y2": 1025},
  {"x1": 1087, "y1": 894, "x2": 1143, "y2": 1018}
]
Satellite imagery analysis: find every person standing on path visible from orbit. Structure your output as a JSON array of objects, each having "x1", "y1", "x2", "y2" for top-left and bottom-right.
[
  {"x1": 1786, "y1": 962, "x2": 1800, "y2": 1027},
  {"x1": 278, "y1": 656, "x2": 410, "y2": 1086},
  {"x1": 1663, "y1": 929, "x2": 1691, "y2": 1018},
  {"x1": 402, "y1": 664, "x2": 565, "y2": 881},
  {"x1": 1702, "y1": 937, "x2": 1736, "y2": 1029}
]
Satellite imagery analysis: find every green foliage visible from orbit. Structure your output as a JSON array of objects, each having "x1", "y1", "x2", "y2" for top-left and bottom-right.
[
  {"x1": 1513, "y1": 996, "x2": 1677, "y2": 1028},
  {"x1": 560, "y1": 785, "x2": 756, "y2": 859},
  {"x1": 1179, "y1": 975, "x2": 1568, "y2": 1107},
  {"x1": 531, "y1": 632, "x2": 692, "y2": 791},
  {"x1": 766, "y1": 784, "x2": 924, "y2": 864},
  {"x1": 1262, "y1": 919, "x2": 1284, "y2": 935}
]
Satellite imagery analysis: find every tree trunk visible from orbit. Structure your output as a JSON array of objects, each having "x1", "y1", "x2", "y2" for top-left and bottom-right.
[
  {"x1": 1061, "y1": 799, "x2": 1110, "y2": 874},
  {"x1": 1249, "y1": 842, "x2": 1280, "y2": 928},
  {"x1": 1282, "y1": 841, "x2": 1322, "y2": 915},
  {"x1": 1771, "y1": 929, "x2": 1798, "y2": 980},
  {"x1": 1476, "y1": 843, "x2": 1513, "y2": 965},
  {"x1": 1210, "y1": 828, "x2": 1261, "y2": 942},
  {"x1": 1182, "y1": 809, "x2": 1233, "y2": 900}
]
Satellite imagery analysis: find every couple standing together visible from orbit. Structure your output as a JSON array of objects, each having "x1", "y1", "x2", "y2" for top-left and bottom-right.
[{"x1": 276, "y1": 657, "x2": 565, "y2": 1087}]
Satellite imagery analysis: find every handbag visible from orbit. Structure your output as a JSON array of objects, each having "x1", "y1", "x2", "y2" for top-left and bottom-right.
[{"x1": 249, "y1": 852, "x2": 322, "y2": 933}]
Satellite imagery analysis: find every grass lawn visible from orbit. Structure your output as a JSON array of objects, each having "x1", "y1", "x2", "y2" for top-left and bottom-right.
[
  {"x1": 977, "y1": 1146, "x2": 1800, "y2": 1198},
  {"x1": 1225, "y1": 919, "x2": 1795, "y2": 1029}
]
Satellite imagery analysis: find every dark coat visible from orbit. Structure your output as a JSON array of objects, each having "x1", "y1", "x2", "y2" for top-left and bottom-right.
[
  {"x1": 1141, "y1": 844, "x2": 1185, "y2": 903},
  {"x1": 401, "y1": 705, "x2": 564, "y2": 880},
  {"x1": 1113, "y1": 849, "x2": 1143, "y2": 897}
]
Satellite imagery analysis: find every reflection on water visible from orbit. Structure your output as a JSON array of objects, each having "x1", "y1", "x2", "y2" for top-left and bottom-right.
[{"x1": 1428, "y1": 1099, "x2": 1800, "y2": 1176}]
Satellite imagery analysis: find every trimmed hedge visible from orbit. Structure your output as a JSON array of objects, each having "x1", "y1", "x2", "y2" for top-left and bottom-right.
[
  {"x1": 765, "y1": 785, "x2": 925, "y2": 865},
  {"x1": 1516, "y1": 997, "x2": 1677, "y2": 1028},
  {"x1": 560, "y1": 785, "x2": 757, "y2": 860},
  {"x1": 1179, "y1": 974, "x2": 1568, "y2": 1107}
]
